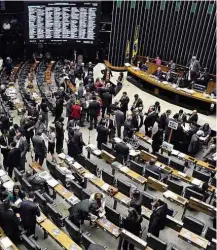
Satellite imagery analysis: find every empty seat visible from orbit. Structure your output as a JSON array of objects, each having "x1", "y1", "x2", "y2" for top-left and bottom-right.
[
  {"x1": 184, "y1": 187, "x2": 204, "y2": 201},
  {"x1": 65, "y1": 218, "x2": 82, "y2": 244},
  {"x1": 170, "y1": 160, "x2": 185, "y2": 172},
  {"x1": 21, "y1": 178, "x2": 32, "y2": 192},
  {"x1": 82, "y1": 234, "x2": 96, "y2": 249},
  {"x1": 192, "y1": 169, "x2": 210, "y2": 183},
  {"x1": 101, "y1": 170, "x2": 115, "y2": 186},
  {"x1": 167, "y1": 179, "x2": 183, "y2": 195},
  {"x1": 46, "y1": 203, "x2": 64, "y2": 228},
  {"x1": 183, "y1": 215, "x2": 204, "y2": 235},
  {"x1": 155, "y1": 152, "x2": 169, "y2": 165},
  {"x1": 129, "y1": 160, "x2": 143, "y2": 175},
  {"x1": 205, "y1": 227, "x2": 217, "y2": 242},
  {"x1": 70, "y1": 180, "x2": 83, "y2": 200},
  {"x1": 141, "y1": 192, "x2": 155, "y2": 209},
  {"x1": 105, "y1": 205, "x2": 121, "y2": 226},
  {"x1": 144, "y1": 168, "x2": 160, "y2": 180},
  {"x1": 116, "y1": 179, "x2": 131, "y2": 197},
  {"x1": 146, "y1": 233, "x2": 167, "y2": 250},
  {"x1": 14, "y1": 168, "x2": 24, "y2": 183}
]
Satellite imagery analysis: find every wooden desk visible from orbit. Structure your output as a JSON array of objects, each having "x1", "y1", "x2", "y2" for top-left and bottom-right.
[
  {"x1": 187, "y1": 197, "x2": 216, "y2": 217},
  {"x1": 96, "y1": 217, "x2": 120, "y2": 238},
  {"x1": 196, "y1": 160, "x2": 216, "y2": 173},
  {"x1": 147, "y1": 177, "x2": 168, "y2": 192},
  {"x1": 111, "y1": 161, "x2": 147, "y2": 187},
  {"x1": 0, "y1": 235, "x2": 18, "y2": 250},
  {"x1": 135, "y1": 132, "x2": 152, "y2": 145},
  {"x1": 40, "y1": 219, "x2": 82, "y2": 250},
  {"x1": 36, "y1": 212, "x2": 47, "y2": 224},
  {"x1": 128, "y1": 66, "x2": 216, "y2": 107},
  {"x1": 163, "y1": 190, "x2": 188, "y2": 207},
  {"x1": 29, "y1": 161, "x2": 44, "y2": 173},
  {"x1": 101, "y1": 150, "x2": 116, "y2": 164},
  {"x1": 178, "y1": 228, "x2": 209, "y2": 249},
  {"x1": 104, "y1": 60, "x2": 127, "y2": 72},
  {"x1": 140, "y1": 150, "x2": 157, "y2": 162}
]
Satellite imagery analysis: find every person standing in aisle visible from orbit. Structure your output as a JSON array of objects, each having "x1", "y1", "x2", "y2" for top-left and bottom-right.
[
  {"x1": 89, "y1": 96, "x2": 100, "y2": 130},
  {"x1": 96, "y1": 120, "x2": 109, "y2": 150},
  {"x1": 48, "y1": 125, "x2": 56, "y2": 163},
  {"x1": 55, "y1": 117, "x2": 64, "y2": 154}
]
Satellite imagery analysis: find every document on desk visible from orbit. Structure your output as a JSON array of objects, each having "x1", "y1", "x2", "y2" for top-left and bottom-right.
[
  {"x1": 47, "y1": 178, "x2": 59, "y2": 188},
  {"x1": 83, "y1": 173, "x2": 95, "y2": 180},
  {"x1": 14, "y1": 198, "x2": 22, "y2": 206},
  {"x1": 0, "y1": 237, "x2": 13, "y2": 248},
  {"x1": 113, "y1": 137, "x2": 122, "y2": 143},
  {"x1": 58, "y1": 153, "x2": 66, "y2": 160},
  {"x1": 129, "y1": 150, "x2": 140, "y2": 157},
  {"x1": 73, "y1": 162, "x2": 82, "y2": 170},
  {"x1": 177, "y1": 171, "x2": 187, "y2": 177},
  {"x1": 86, "y1": 144, "x2": 97, "y2": 151},
  {"x1": 101, "y1": 183, "x2": 110, "y2": 191},
  {"x1": 120, "y1": 166, "x2": 130, "y2": 173},
  {"x1": 67, "y1": 196, "x2": 79, "y2": 205},
  {"x1": 191, "y1": 178, "x2": 202, "y2": 186},
  {"x1": 178, "y1": 152, "x2": 186, "y2": 158},
  {"x1": 93, "y1": 149, "x2": 102, "y2": 156},
  {"x1": 171, "y1": 150, "x2": 179, "y2": 156},
  {"x1": 39, "y1": 171, "x2": 52, "y2": 181}
]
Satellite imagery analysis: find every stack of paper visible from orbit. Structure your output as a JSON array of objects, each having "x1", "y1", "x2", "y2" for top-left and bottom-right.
[
  {"x1": 83, "y1": 173, "x2": 95, "y2": 179},
  {"x1": 177, "y1": 171, "x2": 186, "y2": 177},
  {"x1": 58, "y1": 153, "x2": 66, "y2": 160},
  {"x1": 192, "y1": 178, "x2": 202, "y2": 186},
  {"x1": 101, "y1": 183, "x2": 110, "y2": 191},
  {"x1": 67, "y1": 196, "x2": 79, "y2": 205},
  {"x1": 171, "y1": 150, "x2": 179, "y2": 156},
  {"x1": 73, "y1": 162, "x2": 82, "y2": 170},
  {"x1": 120, "y1": 166, "x2": 130, "y2": 173},
  {"x1": 0, "y1": 169, "x2": 6, "y2": 177},
  {"x1": 47, "y1": 178, "x2": 59, "y2": 188},
  {"x1": 3, "y1": 180, "x2": 14, "y2": 192},
  {"x1": 0, "y1": 237, "x2": 13, "y2": 248}
]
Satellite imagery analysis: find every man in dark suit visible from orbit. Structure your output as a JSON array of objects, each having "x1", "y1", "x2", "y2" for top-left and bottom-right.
[
  {"x1": 6, "y1": 142, "x2": 21, "y2": 178},
  {"x1": 114, "y1": 108, "x2": 124, "y2": 138},
  {"x1": 19, "y1": 192, "x2": 40, "y2": 237},
  {"x1": 158, "y1": 110, "x2": 172, "y2": 131},
  {"x1": 187, "y1": 110, "x2": 198, "y2": 124},
  {"x1": 0, "y1": 199, "x2": 20, "y2": 242},
  {"x1": 32, "y1": 131, "x2": 47, "y2": 166},
  {"x1": 148, "y1": 199, "x2": 168, "y2": 237},
  {"x1": 0, "y1": 129, "x2": 10, "y2": 167},
  {"x1": 74, "y1": 126, "x2": 86, "y2": 154},
  {"x1": 145, "y1": 159, "x2": 162, "y2": 178},
  {"x1": 55, "y1": 117, "x2": 64, "y2": 154},
  {"x1": 89, "y1": 96, "x2": 100, "y2": 130},
  {"x1": 119, "y1": 92, "x2": 130, "y2": 120},
  {"x1": 115, "y1": 139, "x2": 130, "y2": 163},
  {"x1": 101, "y1": 90, "x2": 112, "y2": 118},
  {"x1": 96, "y1": 120, "x2": 109, "y2": 150}
]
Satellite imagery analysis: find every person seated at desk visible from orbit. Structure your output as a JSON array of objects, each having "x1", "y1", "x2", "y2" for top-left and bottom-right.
[
  {"x1": 196, "y1": 67, "x2": 210, "y2": 87},
  {"x1": 187, "y1": 110, "x2": 198, "y2": 125},
  {"x1": 0, "y1": 199, "x2": 21, "y2": 243},
  {"x1": 188, "y1": 130, "x2": 204, "y2": 157},
  {"x1": 203, "y1": 137, "x2": 216, "y2": 159},
  {"x1": 199, "y1": 123, "x2": 211, "y2": 141},
  {"x1": 114, "y1": 138, "x2": 130, "y2": 163},
  {"x1": 129, "y1": 189, "x2": 143, "y2": 215},
  {"x1": 154, "y1": 56, "x2": 162, "y2": 65},
  {"x1": 185, "y1": 182, "x2": 209, "y2": 202},
  {"x1": 8, "y1": 185, "x2": 26, "y2": 205},
  {"x1": 121, "y1": 208, "x2": 142, "y2": 250},
  {"x1": 26, "y1": 171, "x2": 49, "y2": 194},
  {"x1": 153, "y1": 67, "x2": 162, "y2": 78},
  {"x1": 145, "y1": 159, "x2": 168, "y2": 182},
  {"x1": 148, "y1": 199, "x2": 168, "y2": 237}
]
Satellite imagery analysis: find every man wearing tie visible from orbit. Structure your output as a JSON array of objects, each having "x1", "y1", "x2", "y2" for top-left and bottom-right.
[
  {"x1": 188, "y1": 56, "x2": 200, "y2": 81},
  {"x1": 0, "y1": 129, "x2": 10, "y2": 167}
]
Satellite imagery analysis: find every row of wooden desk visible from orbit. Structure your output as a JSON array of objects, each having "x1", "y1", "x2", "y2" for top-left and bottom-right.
[{"x1": 45, "y1": 61, "x2": 55, "y2": 84}]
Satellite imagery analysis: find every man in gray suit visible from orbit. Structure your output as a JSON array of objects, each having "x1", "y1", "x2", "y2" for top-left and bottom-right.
[
  {"x1": 15, "y1": 128, "x2": 29, "y2": 171},
  {"x1": 32, "y1": 131, "x2": 47, "y2": 166},
  {"x1": 188, "y1": 56, "x2": 200, "y2": 81},
  {"x1": 114, "y1": 108, "x2": 124, "y2": 138}
]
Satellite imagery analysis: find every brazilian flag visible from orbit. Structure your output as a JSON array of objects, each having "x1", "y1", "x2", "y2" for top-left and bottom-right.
[{"x1": 132, "y1": 26, "x2": 139, "y2": 58}]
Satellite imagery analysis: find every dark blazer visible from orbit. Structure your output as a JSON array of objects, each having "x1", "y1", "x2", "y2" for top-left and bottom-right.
[
  {"x1": 188, "y1": 113, "x2": 198, "y2": 124},
  {"x1": 115, "y1": 142, "x2": 129, "y2": 157},
  {"x1": 74, "y1": 131, "x2": 85, "y2": 154},
  {"x1": 146, "y1": 163, "x2": 162, "y2": 178},
  {"x1": 148, "y1": 203, "x2": 168, "y2": 236},
  {"x1": 123, "y1": 120, "x2": 134, "y2": 138},
  {"x1": 158, "y1": 113, "x2": 169, "y2": 130},
  {"x1": 96, "y1": 125, "x2": 109, "y2": 143},
  {"x1": 32, "y1": 135, "x2": 47, "y2": 156},
  {"x1": 0, "y1": 209, "x2": 20, "y2": 237},
  {"x1": 89, "y1": 100, "x2": 100, "y2": 117},
  {"x1": 114, "y1": 110, "x2": 124, "y2": 127},
  {"x1": 6, "y1": 148, "x2": 21, "y2": 169},
  {"x1": 122, "y1": 216, "x2": 141, "y2": 236},
  {"x1": 120, "y1": 96, "x2": 129, "y2": 112},
  {"x1": 55, "y1": 121, "x2": 64, "y2": 139},
  {"x1": 19, "y1": 200, "x2": 40, "y2": 227},
  {"x1": 102, "y1": 92, "x2": 112, "y2": 107}
]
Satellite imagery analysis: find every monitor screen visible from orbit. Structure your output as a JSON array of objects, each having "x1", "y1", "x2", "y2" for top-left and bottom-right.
[{"x1": 25, "y1": 1, "x2": 101, "y2": 44}]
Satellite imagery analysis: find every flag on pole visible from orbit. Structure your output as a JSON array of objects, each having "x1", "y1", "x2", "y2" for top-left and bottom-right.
[
  {"x1": 125, "y1": 40, "x2": 130, "y2": 60},
  {"x1": 132, "y1": 26, "x2": 139, "y2": 58}
]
